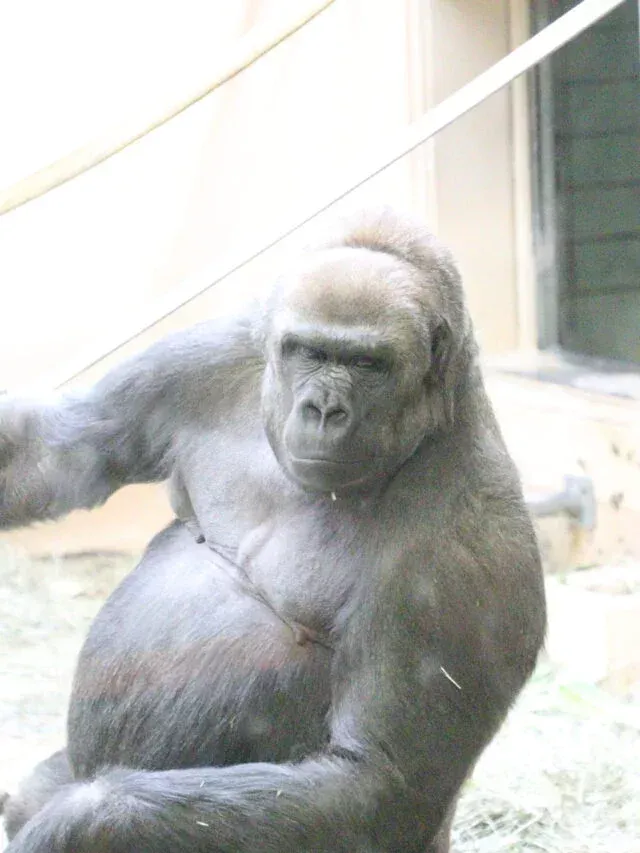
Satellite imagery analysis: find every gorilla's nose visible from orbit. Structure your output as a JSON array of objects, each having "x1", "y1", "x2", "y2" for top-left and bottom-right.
[{"x1": 298, "y1": 394, "x2": 352, "y2": 434}]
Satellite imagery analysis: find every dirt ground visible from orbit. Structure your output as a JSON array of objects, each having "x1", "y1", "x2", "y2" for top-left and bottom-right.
[{"x1": 1, "y1": 545, "x2": 639, "y2": 852}]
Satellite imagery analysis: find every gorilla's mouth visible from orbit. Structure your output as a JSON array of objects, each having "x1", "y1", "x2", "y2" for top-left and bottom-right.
[
  {"x1": 286, "y1": 454, "x2": 389, "y2": 491},
  {"x1": 290, "y1": 455, "x2": 378, "y2": 466}
]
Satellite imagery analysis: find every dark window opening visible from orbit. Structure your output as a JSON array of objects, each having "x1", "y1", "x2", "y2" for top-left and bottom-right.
[{"x1": 532, "y1": 0, "x2": 640, "y2": 366}]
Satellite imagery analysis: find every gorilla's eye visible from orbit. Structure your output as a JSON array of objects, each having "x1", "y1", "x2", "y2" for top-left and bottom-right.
[
  {"x1": 282, "y1": 338, "x2": 328, "y2": 364},
  {"x1": 301, "y1": 345, "x2": 328, "y2": 363},
  {"x1": 352, "y1": 355, "x2": 384, "y2": 371}
]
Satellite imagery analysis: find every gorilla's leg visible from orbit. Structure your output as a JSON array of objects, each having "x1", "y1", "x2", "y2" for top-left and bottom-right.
[{"x1": 3, "y1": 751, "x2": 73, "y2": 841}]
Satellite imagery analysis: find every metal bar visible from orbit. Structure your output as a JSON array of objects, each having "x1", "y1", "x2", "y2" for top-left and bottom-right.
[
  {"x1": 526, "y1": 475, "x2": 597, "y2": 530},
  {"x1": 0, "y1": 0, "x2": 337, "y2": 217},
  {"x1": 11, "y1": 0, "x2": 626, "y2": 391}
]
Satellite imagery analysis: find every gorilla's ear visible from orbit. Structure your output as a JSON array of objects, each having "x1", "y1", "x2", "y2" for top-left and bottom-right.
[
  {"x1": 430, "y1": 320, "x2": 452, "y2": 379},
  {"x1": 425, "y1": 318, "x2": 464, "y2": 429}
]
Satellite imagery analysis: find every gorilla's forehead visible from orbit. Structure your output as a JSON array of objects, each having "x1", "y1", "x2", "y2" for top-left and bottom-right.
[{"x1": 278, "y1": 247, "x2": 423, "y2": 329}]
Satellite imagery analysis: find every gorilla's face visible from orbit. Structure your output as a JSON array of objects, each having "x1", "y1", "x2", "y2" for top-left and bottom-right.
[{"x1": 261, "y1": 246, "x2": 454, "y2": 494}]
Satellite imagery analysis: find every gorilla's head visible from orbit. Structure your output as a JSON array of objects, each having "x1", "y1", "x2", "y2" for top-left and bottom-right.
[{"x1": 260, "y1": 209, "x2": 477, "y2": 494}]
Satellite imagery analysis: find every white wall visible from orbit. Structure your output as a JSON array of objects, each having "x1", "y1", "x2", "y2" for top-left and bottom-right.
[{"x1": 0, "y1": 0, "x2": 421, "y2": 392}]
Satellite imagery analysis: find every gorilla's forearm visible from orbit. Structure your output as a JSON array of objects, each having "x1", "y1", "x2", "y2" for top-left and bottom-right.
[{"x1": 7, "y1": 756, "x2": 419, "y2": 853}]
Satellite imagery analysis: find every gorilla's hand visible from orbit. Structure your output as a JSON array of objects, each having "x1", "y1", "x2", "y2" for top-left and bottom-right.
[
  {"x1": 0, "y1": 396, "x2": 74, "y2": 529},
  {"x1": 0, "y1": 388, "x2": 147, "y2": 530},
  {"x1": 0, "y1": 397, "x2": 23, "y2": 463}
]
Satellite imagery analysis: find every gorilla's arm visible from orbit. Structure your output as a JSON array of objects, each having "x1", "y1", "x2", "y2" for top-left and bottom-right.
[{"x1": 0, "y1": 318, "x2": 259, "y2": 530}]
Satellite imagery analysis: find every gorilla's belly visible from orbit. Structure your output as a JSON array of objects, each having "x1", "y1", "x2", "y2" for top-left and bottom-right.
[{"x1": 67, "y1": 533, "x2": 334, "y2": 777}]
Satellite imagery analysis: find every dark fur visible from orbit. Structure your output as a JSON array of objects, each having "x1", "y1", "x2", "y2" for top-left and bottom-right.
[{"x1": 0, "y1": 209, "x2": 545, "y2": 852}]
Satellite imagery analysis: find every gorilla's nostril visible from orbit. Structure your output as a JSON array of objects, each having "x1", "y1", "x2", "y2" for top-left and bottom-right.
[
  {"x1": 325, "y1": 407, "x2": 348, "y2": 425},
  {"x1": 302, "y1": 403, "x2": 322, "y2": 423}
]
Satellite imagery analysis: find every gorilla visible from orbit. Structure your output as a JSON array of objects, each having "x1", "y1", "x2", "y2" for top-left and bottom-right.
[{"x1": 0, "y1": 209, "x2": 545, "y2": 853}]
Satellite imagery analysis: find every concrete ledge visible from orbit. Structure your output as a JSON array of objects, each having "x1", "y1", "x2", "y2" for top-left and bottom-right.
[{"x1": 485, "y1": 369, "x2": 640, "y2": 569}]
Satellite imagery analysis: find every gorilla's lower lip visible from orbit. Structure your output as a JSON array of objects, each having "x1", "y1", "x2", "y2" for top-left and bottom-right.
[{"x1": 289, "y1": 455, "x2": 379, "y2": 467}]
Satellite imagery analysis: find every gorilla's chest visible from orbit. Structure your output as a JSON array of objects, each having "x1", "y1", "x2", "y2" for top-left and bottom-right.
[
  {"x1": 235, "y1": 510, "x2": 358, "y2": 632},
  {"x1": 176, "y1": 428, "x2": 368, "y2": 630}
]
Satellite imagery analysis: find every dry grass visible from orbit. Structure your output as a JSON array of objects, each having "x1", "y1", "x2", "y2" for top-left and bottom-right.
[
  {"x1": 454, "y1": 664, "x2": 640, "y2": 853},
  {"x1": 1, "y1": 545, "x2": 639, "y2": 852}
]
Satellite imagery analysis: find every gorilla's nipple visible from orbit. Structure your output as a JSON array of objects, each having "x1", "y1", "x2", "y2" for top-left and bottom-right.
[{"x1": 292, "y1": 623, "x2": 321, "y2": 647}]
